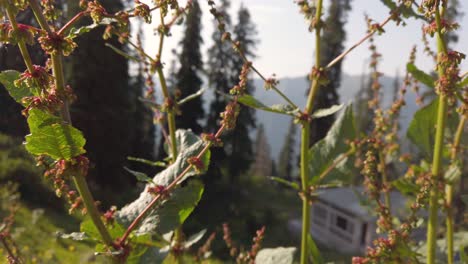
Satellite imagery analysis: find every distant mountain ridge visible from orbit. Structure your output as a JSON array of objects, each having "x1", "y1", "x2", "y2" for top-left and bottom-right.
[{"x1": 250, "y1": 73, "x2": 419, "y2": 162}]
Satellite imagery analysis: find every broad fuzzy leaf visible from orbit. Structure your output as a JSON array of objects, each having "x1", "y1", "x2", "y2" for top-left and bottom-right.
[
  {"x1": 308, "y1": 104, "x2": 356, "y2": 185},
  {"x1": 406, "y1": 63, "x2": 435, "y2": 88},
  {"x1": 117, "y1": 130, "x2": 208, "y2": 235},
  {"x1": 25, "y1": 109, "x2": 86, "y2": 160},
  {"x1": 238, "y1": 94, "x2": 298, "y2": 116},
  {"x1": 407, "y1": 99, "x2": 458, "y2": 159},
  {"x1": 0, "y1": 70, "x2": 34, "y2": 106},
  {"x1": 255, "y1": 247, "x2": 296, "y2": 264}
]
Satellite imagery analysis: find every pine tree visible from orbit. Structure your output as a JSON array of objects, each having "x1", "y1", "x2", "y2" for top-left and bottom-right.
[
  {"x1": 206, "y1": 0, "x2": 233, "y2": 133},
  {"x1": 278, "y1": 119, "x2": 297, "y2": 180},
  {"x1": 251, "y1": 124, "x2": 272, "y2": 177},
  {"x1": 204, "y1": 0, "x2": 232, "y2": 185},
  {"x1": 226, "y1": 4, "x2": 257, "y2": 181},
  {"x1": 309, "y1": 0, "x2": 351, "y2": 144},
  {"x1": 64, "y1": 0, "x2": 154, "y2": 203},
  {"x1": 174, "y1": 0, "x2": 204, "y2": 134}
]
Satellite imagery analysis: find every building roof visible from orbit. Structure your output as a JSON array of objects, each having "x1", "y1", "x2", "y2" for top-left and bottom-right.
[{"x1": 316, "y1": 187, "x2": 409, "y2": 221}]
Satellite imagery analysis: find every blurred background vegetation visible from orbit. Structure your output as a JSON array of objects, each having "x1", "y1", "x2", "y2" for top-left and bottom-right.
[{"x1": 1, "y1": 0, "x2": 466, "y2": 263}]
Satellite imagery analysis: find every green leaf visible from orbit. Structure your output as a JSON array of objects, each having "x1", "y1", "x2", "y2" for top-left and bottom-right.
[
  {"x1": 269, "y1": 176, "x2": 299, "y2": 190},
  {"x1": 406, "y1": 99, "x2": 458, "y2": 159},
  {"x1": 308, "y1": 104, "x2": 356, "y2": 185},
  {"x1": 177, "y1": 88, "x2": 206, "y2": 105},
  {"x1": 125, "y1": 167, "x2": 154, "y2": 183},
  {"x1": 25, "y1": 109, "x2": 86, "y2": 160},
  {"x1": 80, "y1": 217, "x2": 125, "y2": 241},
  {"x1": 444, "y1": 164, "x2": 461, "y2": 183},
  {"x1": 56, "y1": 232, "x2": 91, "y2": 241},
  {"x1": 457, "y1": 76, "x2": 468, "y2": 88},
  {"x1": 461, "y1": 245, "x2": 468, "y2": 263},
  {"x1": 238, "y1": 94, "x2": 298, "y2": 116},
  {"x1": 380, "y1": 0, "x2": 425, "y2": 20},
  {"x1": 307, "y1": 235, "x2": 324, "y2": 264},
  {"x1": 406, "y1": 63, "x2": 435, "y2": 88},
  {"x1": 68, "y1": 18, "x2": 118, "y2": 39},
  {"x1": 311, "y1": 104, "x2": 344, "y2": 119},
  {"x1": 128, "y1": 156, "x2": 166, "y2": 167},
  {"x1": 0, "y1": 70, "x2": 34, "y2": 106},
  {"x1": 255, "y1": 247, "x2": 296, "y2": 264},
  {"x1": 118, "y1": 180, "x2": 204, "y2": 236},
  {"x1": 392, "y1": 178, "x2": 419, "y2": 195},
  {"x1": 105, "y1": 43, "x2": 140, "y2": 62},
  {"x1": 183, "y1": 229, "x2": 206, "y2": 249},
  {"x1": 117, "y1": 130, "x2": 208, "y2": 236}
]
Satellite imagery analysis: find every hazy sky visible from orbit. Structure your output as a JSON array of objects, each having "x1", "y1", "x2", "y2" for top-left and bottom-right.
[{"x1": 139, "y1": 0, "x2": 468, "y2": 78}]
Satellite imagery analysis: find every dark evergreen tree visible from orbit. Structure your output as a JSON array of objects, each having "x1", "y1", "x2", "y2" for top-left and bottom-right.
[
  {"x1": 206, "y1": 0, "x2": 233, "y2": 133},
  {"x1": 251, "y1": 124, "x2": 272, "y2": 177},
  {"x1": 174, "y1": 0, "x2": 204, "y2": 134},
  {"x1": 65, "y1": 0, "x2": 154, "y2": 204},
  {"x1": 278, "y1": 119, "x2": 297, "y2": 180},
  {"x1": 226, "y1": 4, "x2": 257, "y2": 181},
  {"x1": 309, "y1": 0, "x2": 351, "y2": 144},
  {"x1": 202, "y1": 0, "x2": 232, "y2": 188}
]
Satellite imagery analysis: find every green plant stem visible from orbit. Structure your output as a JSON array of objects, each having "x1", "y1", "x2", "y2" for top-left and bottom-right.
[
  {"x1": 156, "y1": 10, "x2": 178, "y2": 162},
  {"x1": 427, "y1": 4, "x2": 448, "y2": 264},
  {"x1": 300, "y1": 1, "x2": 323, "y2": 263},
  {"x1": 379, "y1": 151, "x2": 391, "y2": 210},
  {"x1": 4, "y1": 2, "x2": 34, "y2": 73},
  {"x1": 446, "y1": 115, "x2": 466, "y2": 264},
  {"x1": 28, "y1": 0, "x2": 114, "y2": 248}
]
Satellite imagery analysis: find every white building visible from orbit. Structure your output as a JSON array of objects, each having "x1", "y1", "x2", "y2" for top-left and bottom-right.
[{"x1": 310, "y1": 187, "x2": 411, "y2": 254}]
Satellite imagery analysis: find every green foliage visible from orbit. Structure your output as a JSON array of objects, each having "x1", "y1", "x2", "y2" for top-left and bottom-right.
[
  {"x1": 406, "y1": 63, "x2": 435, "y2": 88},
  {"x1": 407, "y1": 99, "x2": 458, "y2": 159},
  {"x1": 379, "y1": 0, "x2": 424, "y2": 20},
  {"x1": 125, "y1": 167, "x2": 154, "y2": 183},
  {"x1": 307, "y1": 234, "x2": 324, "y2": 264},
  {"x1": 0, "y1": 70, "x2": 34, "y2": 106},
  {"x1": 392, "y1": 178, "x2": 420, "y2": 195},
  {"x1": 117, "y1": 130, "x2": 208, "y2": 235},
  {"x1": 237, "y1": 94, "x2": 298, "y2": 116},
  {"x1": 308, "y1": 104, "x2": 356, "y2": 185},
  {"x1": 312, "y1": 104, "x2": 344, "y2": 119},
  {"x1": 255, "y1": 247, "x2": 296, "y2": 264},
  {"x1": 25, "y1": 109, "x2": 86, "y2": 160}
]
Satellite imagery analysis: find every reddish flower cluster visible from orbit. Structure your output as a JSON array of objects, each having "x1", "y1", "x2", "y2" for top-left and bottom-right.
[
  {"x1": 230, "y1": 62, "x2": 251, "y2": 96},
  {"x1": 40, "y1": 155, "x2": 89, "y2": 213},
  {"x1": 187, "y1": 156, "x2": 205, "y2": 173},
  {"x1": 201, "y1": 133, "x2": 223, "y2": 147},
  {"x1": 423, "y1": 19, "x2": 459, "y2": 37},
  {"x1": 134, "y1": 0, "x2": 151, "y2": 23},
  {"x1": 0, "y1": 23, "x2": 36, "y2": 45},
  {"x1": 220, "y1": 101, "x2": 240, "y2": 130},
  {"x1": 38, "y1": 32, "x2": 77, "y2": 56},
  {"x1": 309, "y1": 66, "x2": 329, "y2": 85},
  {"x1": 103, "y1": 206, "x2": 117, "y2": 225}
]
